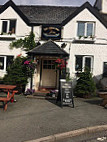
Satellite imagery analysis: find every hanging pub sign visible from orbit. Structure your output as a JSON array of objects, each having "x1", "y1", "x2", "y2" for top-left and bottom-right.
[
  {"x1": 60, "y1": 79, "x2": 74, "y2": 108},
  {"x1": 42, "y1": 25, "x2": 61, "y2": 40}
]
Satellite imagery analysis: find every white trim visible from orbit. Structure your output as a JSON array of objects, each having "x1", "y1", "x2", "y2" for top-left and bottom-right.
[
  {"x1": 77, "y1": 21, "x2": 95, "y2": 37},
  {"x1": 82, "y1": 56, "x2": 93, "y2": 72},
  {"x1": 0, "y1": 56, "x2": 6, "y2": 72}
]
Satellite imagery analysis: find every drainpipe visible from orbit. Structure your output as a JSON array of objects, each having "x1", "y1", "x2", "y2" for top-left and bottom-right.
[
  {"x1": 30, "y1": 55, "x2": 34, "y2": 90},
  {"x1": 30, "y1": 26, "x2": 34, "y2": 90}
]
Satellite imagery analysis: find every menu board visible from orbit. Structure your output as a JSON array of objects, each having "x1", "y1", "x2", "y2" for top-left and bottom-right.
[{"x1": 60, "y1": 80, "x2": 74, "y2": 107}]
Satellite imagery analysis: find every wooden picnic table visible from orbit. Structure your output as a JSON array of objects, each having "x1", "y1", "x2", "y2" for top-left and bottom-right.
[{"x1": 0, "y1": 85, "x2": 17, "y2": 111}]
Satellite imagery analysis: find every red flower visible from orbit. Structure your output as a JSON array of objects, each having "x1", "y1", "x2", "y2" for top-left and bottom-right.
[
  {"x1": 17, "y1": 54, "x2": 22, "y2": 57},
  {"x1": 55, "y1": 58, "x2": 67, "y2": 70}
]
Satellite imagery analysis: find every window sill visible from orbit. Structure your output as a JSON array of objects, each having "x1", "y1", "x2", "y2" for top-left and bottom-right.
[
  {"x1": 73, "y1": 37, "x2": 96, "y2": 44},
  {"x1": 0, "y1": 34, "x2": 16, "y2": 40},
  {"x1": 0, "y1": 69, "x2": 6, "y2": 73}
]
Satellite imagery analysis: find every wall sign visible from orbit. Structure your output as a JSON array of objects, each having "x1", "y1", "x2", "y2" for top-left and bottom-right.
[
  {"x1": 60, "y1": 80, "x2": 74, "y2": 107},
  {"x1": 42, "y1": 25, "x2": 61, "y2": 40}
]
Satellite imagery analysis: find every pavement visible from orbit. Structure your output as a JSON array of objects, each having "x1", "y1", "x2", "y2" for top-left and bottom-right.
[
  {"x1": 0, "y1": 94, "x2": 107, "y2": 142},
  {"x1": 56, "y1": 130, "x2": 107, "y2": 142}
]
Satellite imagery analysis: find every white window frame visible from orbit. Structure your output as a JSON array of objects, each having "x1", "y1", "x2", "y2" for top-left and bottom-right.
[
  {"x1": 1, "y1": 19, "x2": 16, "y2": 34},
  {"x1": 75, "y1": 55, "x2": 94, "y2": 73},
  {"x1": 77, "y1": 22, "x2": 95, "y2": 37},
  {"x1": 0, "y1": 56, "x2": 6, "y2": 72},
  {"x1": 1, "y1": 20, "x2": 10, "y2": 34},
  {"x1": 82, "y1": 56, "x2": 93, "y2": 72}
]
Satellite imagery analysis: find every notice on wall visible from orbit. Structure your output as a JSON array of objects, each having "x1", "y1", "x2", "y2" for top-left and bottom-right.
[{"x1": 60, "y1": 80, "x2": 74, "y2": 107}]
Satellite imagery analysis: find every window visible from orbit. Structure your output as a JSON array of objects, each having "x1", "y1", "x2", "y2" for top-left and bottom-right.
[
  {"x1": 1, "y1": 20, "x2": 16, "y2": 34},
  {"x1": 43, "y1": 60, "x2": 55, "y2": 69},
  {"x1": 75, "y1": 55, "x2": 93, "y2": 72},
  {"x1": 0, "y1": 56, "x2": 5, "y2": 70},
  {"x1": 77, "y1": 22, "x2": 95, "y2": 37},
  {"x1": 103, "y1": 62, "x2": 107, "y2": 77},
  {"x1": 0, "y1": 56, "x2": 14, "y2": 71}
]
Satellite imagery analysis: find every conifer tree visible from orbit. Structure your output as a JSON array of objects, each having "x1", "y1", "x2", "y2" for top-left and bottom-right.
[{"x1": 75, "y1": 67, "x2": 96, "y2": 98}]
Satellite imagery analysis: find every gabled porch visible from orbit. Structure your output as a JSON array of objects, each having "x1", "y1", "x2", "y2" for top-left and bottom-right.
[{"x1": 28, "y1": 40, "x2": 69, "y2": 91}]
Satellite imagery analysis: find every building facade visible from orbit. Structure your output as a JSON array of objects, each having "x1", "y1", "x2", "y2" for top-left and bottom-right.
[{"x1": 0, "y1": 0, "x2": 107, "y2": 90}]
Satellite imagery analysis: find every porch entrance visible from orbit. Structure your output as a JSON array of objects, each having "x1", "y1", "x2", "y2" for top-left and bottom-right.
[
  {"x1": 27, "y1": 40, "x2": 69, "y2": 90},
  {"x1": 42, "y1": 59, "x2": 58, "y2": 88}
]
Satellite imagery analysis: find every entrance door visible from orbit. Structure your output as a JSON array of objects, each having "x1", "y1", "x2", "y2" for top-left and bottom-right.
[{"x1": 42, "y1": 60, "x2": 57, "y2": 88}]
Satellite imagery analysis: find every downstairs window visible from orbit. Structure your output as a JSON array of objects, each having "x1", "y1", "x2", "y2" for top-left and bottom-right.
[
  {"x1": 75, "y1": 55, "x2": 94, "y2": 72},
  {"x1": 0, "y1": 56, "x2": 14, "y2": 71}
]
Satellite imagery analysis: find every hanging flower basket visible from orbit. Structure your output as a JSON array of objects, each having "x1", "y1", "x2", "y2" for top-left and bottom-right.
[{"x1": 55, "y1": 58, "x2": 67, "y2": 70}]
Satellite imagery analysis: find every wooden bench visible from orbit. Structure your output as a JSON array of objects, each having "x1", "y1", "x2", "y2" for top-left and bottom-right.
[
  {"x1": 98, "y1": 92, "x2": 107, "y2": 107},
  {"x1": 0, "y1": 90, "x2": 18, "y2": 111}
]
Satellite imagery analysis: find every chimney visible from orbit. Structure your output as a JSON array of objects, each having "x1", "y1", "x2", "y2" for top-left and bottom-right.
[{"x1": 94, "y1": 0, "x2": 107, "y2": 13}]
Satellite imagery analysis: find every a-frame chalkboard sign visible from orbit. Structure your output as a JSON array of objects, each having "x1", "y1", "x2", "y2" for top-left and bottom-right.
[{"x1": 60, "y1": 79, "x2": 74, "y2": 108}]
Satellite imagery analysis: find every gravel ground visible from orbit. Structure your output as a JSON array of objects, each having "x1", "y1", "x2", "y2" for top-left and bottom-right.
[{"x1": 0, "y1": 94, "x2": 107, "y2": 142}]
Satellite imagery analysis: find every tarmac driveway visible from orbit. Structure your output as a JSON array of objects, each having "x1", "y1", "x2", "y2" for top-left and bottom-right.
[{"x1": 0, "y1": 95, "x2": 106, "y2": 142}]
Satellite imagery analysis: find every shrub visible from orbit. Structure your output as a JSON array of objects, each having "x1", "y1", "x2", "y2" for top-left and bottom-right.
[
  {"x1": 3, "y1": 55, "x2": 36, "y2": 93},
  {"x1": 75, "y1": 67, "x2": 96, "y2": 98}
]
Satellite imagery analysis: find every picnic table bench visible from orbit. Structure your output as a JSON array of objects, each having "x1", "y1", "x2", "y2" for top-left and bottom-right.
[
  {"x1": 98, "y1": 91, "x2": 107, "y2": 107},
  {"x1": 0, "y1": 85, "x2": 18, "y2": 111},
  {"x1": 0, "y1": 90, "x2": 18, "y2": 111}
]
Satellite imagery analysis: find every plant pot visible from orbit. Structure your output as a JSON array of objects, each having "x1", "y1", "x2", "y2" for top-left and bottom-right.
[{"x1": 83, "y1": 94, "x2": 91, "y2": 99}]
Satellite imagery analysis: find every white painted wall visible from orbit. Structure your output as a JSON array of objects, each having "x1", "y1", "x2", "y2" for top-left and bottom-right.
[
  {"x1": 32, "y1": 8, "x2": 107, "y2": 85},
  {"x1": 0, "y1": 5, "x2": 107, "y2": 88},
  {"x1": 0, "y1": 6, "x2": 30, "y2": 77},
  {"x1": 0, "y1": 6, "x2": 31, "y2": 37},
  {"x1": 63, "y1": 8, "x2": 107, "y2": 42},
  {"x1": 102, "y1": 0, "x2": 107, "y2": 13},
  {"x1": 33, "y1": 26, "x2": 42, "y2": 41},
  {"x1": 95, "y1": 0, "x2": 107, "y2": 13},
  {"x1": 59, "y1": 8, "x2": 107, "y2": 82}
]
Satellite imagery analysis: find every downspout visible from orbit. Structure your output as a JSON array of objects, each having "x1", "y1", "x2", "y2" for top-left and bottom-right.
[{"x1": 30, "y1": 26, "x2": 34, "y2": 90}]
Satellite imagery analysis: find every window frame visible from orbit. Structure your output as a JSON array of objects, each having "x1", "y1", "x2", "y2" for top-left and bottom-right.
[
  {"x1": 75, "y1": 55, "x2": 94, "y2": 73},
  {"x1": 43, "y1": 59, "x2": 55, "y2": 70},
  {"x1": 0, "y1": 55, "x2": 14, "y2": 72},
  {"x1": 1, "y1": 19, "x2": 16, "y2": 35},
  {"x1": 0, "y1": 56, "x2": 6, "y2": 71},
  {"x1": 77, "y1": 21, "x2": 95, "y2": 37}
]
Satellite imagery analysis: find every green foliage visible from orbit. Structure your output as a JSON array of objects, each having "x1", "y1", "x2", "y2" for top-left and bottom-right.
[
  {"x1": 75, "y1": 67, "x2": 96, "y2": 97},
  {"x1": 10, "y1": 31, "x2": 39, "y2": 51},
  {"x1": 3, "y1": 55, "x2": 36, "y2": 93},
  {"x1": 3, "y1": 56, "x2": 27, "y2": 86}
]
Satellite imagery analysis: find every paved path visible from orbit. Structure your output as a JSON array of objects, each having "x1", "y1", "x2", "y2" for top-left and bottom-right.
[{"x1": 0, "y1": 95, "x2": 106, "y2": 142}]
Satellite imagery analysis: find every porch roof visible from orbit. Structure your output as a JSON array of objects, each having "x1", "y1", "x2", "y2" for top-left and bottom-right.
[{"x1": 28, "y1": 40, "x2": 69, "y2": 57}]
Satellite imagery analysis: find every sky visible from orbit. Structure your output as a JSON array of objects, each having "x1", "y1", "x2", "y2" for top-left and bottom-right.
[{"x1": 0, "y1": 0, "x2": 96, "y2": 6}]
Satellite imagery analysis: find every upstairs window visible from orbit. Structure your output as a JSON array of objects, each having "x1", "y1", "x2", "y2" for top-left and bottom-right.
[
  {"x1": 1, "y1": 20, "x2": 16, "y2": 35},
  {"x1": 77, "y1": 22, "x2": 95, "y2": 37}
]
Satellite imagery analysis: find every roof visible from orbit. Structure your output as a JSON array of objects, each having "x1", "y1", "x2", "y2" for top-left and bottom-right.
[
  {"x1": 101, "y1": 14, "x2": 107, "y2": 23},
  {"x1": 0, "y1": 0, "x2": 107, "y2": 28},
  {"x1": 28, "y1": 40, "x2": 69, "y2": 57},
  {"x1": 61, "y1": 2, "x2": 107, "y2": 27},
  {"x1": 18, "y1": 6, "x2": 77, "y2": 25}
]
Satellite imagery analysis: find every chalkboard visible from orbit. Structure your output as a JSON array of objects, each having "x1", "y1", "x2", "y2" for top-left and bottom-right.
[{"x1": 60, "y1": 80, "x2": 74, "y2": 107}]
